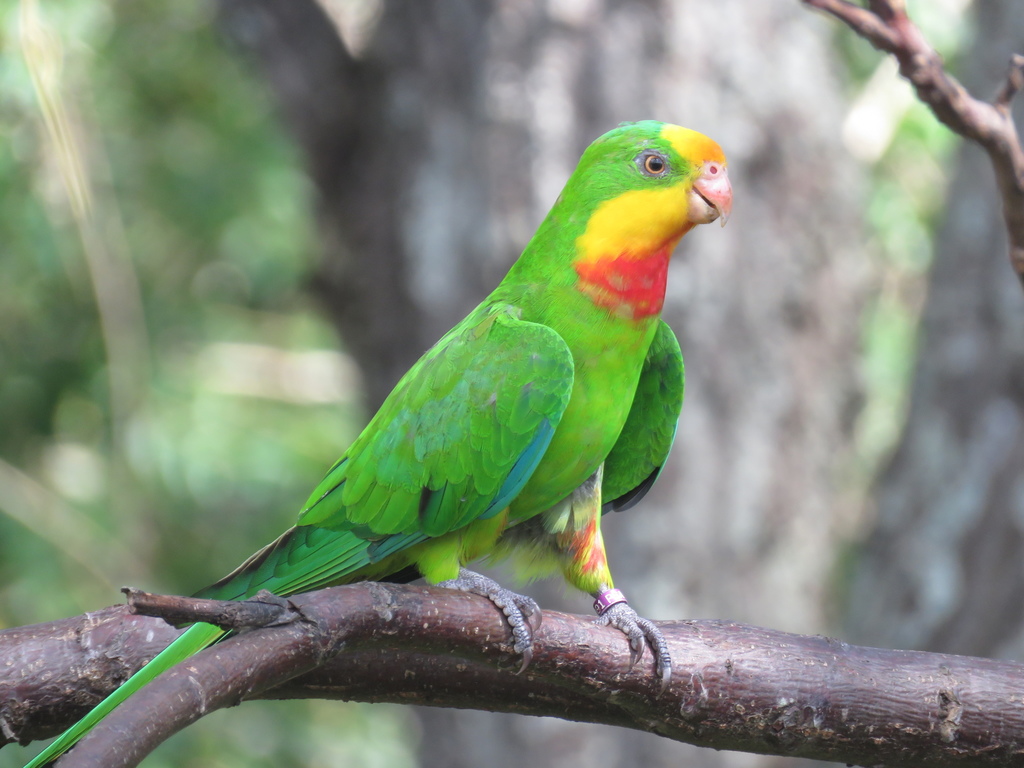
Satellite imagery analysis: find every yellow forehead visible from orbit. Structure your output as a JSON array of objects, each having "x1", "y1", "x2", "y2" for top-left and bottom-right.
[{"x1": 660, "y1": 124, "x2": 726, "y2": 165}]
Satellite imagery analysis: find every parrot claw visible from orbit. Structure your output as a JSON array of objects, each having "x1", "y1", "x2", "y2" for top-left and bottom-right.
[
  {"x1": 598, "y1": 602, "x2": 672, "y2": 693},
  {"x1": 439, "y1": 568, "x2": 542, "y2": 672}
]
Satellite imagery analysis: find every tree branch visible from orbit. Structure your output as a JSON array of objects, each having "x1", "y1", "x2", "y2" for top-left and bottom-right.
[
  {"x1": 121, "y1": 587, "x2": 298, "y2": 630},
  {"x1": 3, "y1": 584, "x2": 1024, "y2": 767},
  {"x1": 803, "y1": 0, "x2": 1024, "y2": 287}
]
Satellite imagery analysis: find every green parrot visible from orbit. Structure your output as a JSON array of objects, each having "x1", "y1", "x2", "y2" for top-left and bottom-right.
[{"x1": 24, "y1": 119, "x2": 731, "y2": 767}]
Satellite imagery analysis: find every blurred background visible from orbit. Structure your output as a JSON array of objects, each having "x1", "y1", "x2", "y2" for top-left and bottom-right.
[{"x1": 2, "y1": 0, "x2": 1023, "y2": 766}]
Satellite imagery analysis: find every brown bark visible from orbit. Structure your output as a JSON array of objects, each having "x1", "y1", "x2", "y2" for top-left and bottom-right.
[{"x1": 4, "y1": 585, "x2": 1024, "y2": 768}]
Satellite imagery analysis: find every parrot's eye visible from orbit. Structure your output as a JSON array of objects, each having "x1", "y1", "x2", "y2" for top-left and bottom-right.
[{"x1": 638, "y1": 152, "x2": 669, "y2": 177}]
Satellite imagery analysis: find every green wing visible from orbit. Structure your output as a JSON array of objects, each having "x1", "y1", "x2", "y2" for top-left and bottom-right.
[
  {"x1": 201, "y1": 307, "x2": 575, "y2": 600},
  {"x1": 601, "y1": 320, "x2": 684, "y2": 512}
]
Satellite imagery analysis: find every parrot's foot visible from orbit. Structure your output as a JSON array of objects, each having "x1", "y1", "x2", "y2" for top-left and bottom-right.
[
  {"x1": 438, "y1": 568, "x2": 542, "y2": 672},
  {"x1": 594, "y1": 590, "x2": 672, "y2": 693}
]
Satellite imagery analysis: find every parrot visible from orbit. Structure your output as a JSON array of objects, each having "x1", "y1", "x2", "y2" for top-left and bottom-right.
[{"x1": 24, "y1": 119, "x2": 731, "y2": 767}]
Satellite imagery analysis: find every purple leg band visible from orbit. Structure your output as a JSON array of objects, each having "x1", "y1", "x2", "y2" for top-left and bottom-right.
[{"x1": 593, "y1": 588, "x2": 628, "y2": 615}]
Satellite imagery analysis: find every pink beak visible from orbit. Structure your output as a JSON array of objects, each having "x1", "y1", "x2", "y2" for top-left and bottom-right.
[{"x1": 692, "y1": 161, "x2": 733, "y2": 227}]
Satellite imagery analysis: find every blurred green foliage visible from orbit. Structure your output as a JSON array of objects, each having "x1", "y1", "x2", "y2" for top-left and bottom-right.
[
  {"x1": 0, "y1": 1, "x2": 415, "y2": 765},
  {"x1": 834, "y1": 0, "x2": 967, "y2": 483},
  {"x1": 856, "y1": 105, "x2": 956, "y2": 473},
  {"x1": 826, "y1": 0, "x2": 967, "y2": 618}
]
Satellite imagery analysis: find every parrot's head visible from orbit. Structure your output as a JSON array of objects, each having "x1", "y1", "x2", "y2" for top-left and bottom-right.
[
  {"x1": 562, "y1": 121, "x2": 731, "y2": 319},
  {"x1": 569, "y1": 120, "x2": 732, "y2": 258}
]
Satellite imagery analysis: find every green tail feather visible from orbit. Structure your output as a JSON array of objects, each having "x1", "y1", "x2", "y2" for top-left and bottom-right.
[{"x1": 24, "y1": 622, "x2": 225, "y2": 767}]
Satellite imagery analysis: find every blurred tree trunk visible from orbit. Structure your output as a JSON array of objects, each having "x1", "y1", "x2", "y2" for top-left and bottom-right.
[
  {"x1": 845, "y1": 0, "x2": 1024, "y2": 658},
  {"x1": 219, "y1": 1, "x2": 869, "y2": 766}
]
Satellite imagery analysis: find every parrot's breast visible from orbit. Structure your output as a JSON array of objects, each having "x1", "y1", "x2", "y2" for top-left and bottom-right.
[{"x1": 507, "y1": 294, "x2": 660, "y2": 519}]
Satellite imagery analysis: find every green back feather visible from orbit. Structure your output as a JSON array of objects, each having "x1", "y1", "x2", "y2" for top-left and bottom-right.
[{"x1": 297, "y1": 308, "x2": 574, "y2": 537}]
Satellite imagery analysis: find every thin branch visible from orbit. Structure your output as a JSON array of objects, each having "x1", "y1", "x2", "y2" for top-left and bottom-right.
[
  {"x1": 995, "y1": 54, "x2": 1024, "y2": 109},
  {"x1": 122, "y1": 587, "x2": 299, "y2": 630},
  {"x1": 803, "y1": 0, "x2": 1024, "y2": 287},
  {"x1": 4, "y1": 584, "x2": 1024, "y2": 767}
]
